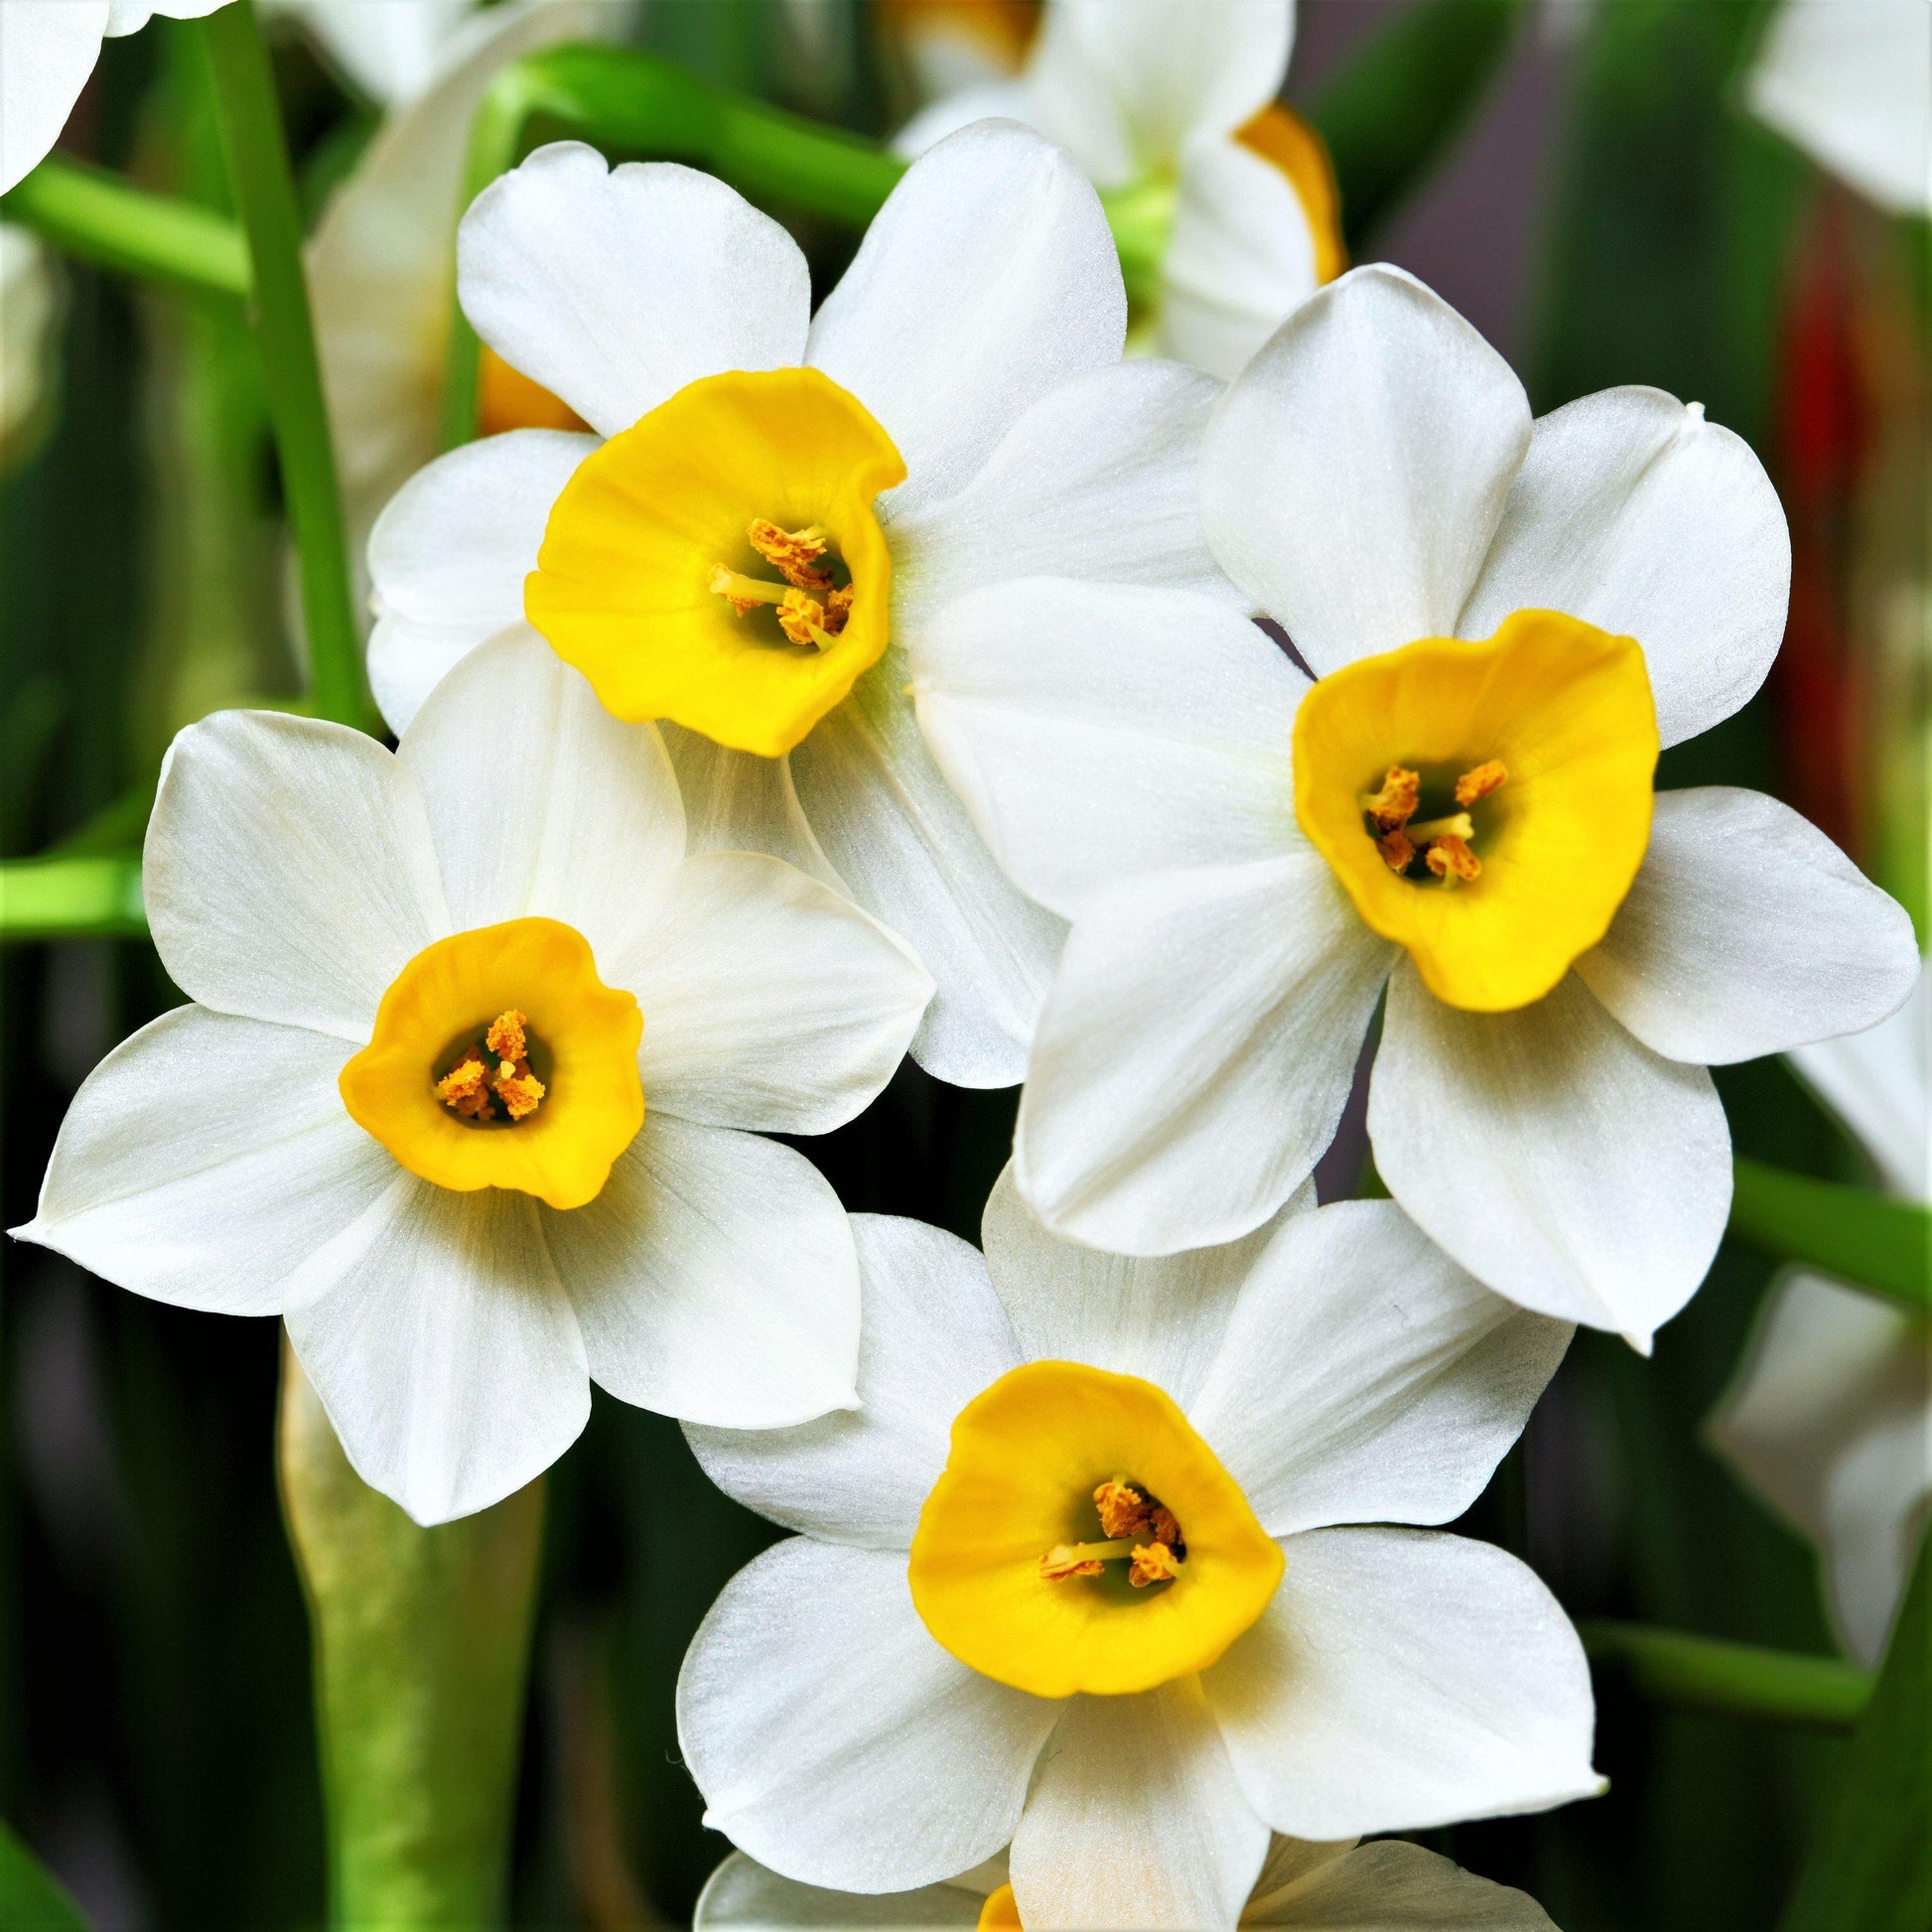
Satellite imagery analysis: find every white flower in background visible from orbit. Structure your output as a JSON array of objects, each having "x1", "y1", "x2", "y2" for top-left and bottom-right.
[
  {"x1": 1747, "y1": 0, "x2": 1932, "y2": 215},
  {"x1": 15, "y1": 634, "x2": 931, "y2": 1525},
  {"x1": 0, "y1": 0, "x2": 228, "y2": 196},
  {"x1": 911, "y1": 263, "x2": 1923, "y2": 1349},
  {"x1": 1710, "y1": 969, "x2": 1930, "y2": 1665},
  {"x1": 677, "y1": 1173, "x2": 1596, "y2": 1929},
  {"x1": 366, "y1": 121, "x2": 1239, "y2": 1087},
  {"x1": 0, "y1": 220, "x2": 59, "y2": 468},
  {"x1": 698, "y1": 1835, "x2": 1560, "y2": 1930},
  {"x1": 894, "y1": 0, "x2": 1344, "y2": 381},
  {"x1": 876, "y1": 0, "x2": 1036, "y2": 107},
  {"x1": 303, "y1": 0, "x2": 629, "y2": 605}
]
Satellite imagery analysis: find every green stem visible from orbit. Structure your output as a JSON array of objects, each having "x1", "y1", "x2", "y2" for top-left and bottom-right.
[
  {"x1": 445, "y1": 46, "x2": 906, "y2": 446},
  {"x1": 0, "y1": 154, "x2": 250, "y2": 298},
  {"x1": 0, "y1": 855, "x2": 145, "y2": 942},
  {"x1": 1729, "y1": 1157, "x2": 1931, "y2": 1316},
  {"x1": 1582, "y1": 1620, "x2": 1874, "y2": 1728},
  {"x1": 197, "y1": 1, "x2": 367, "y2": 733},
  {"x1": 279, "y1": 1346, "x2": 544, "y2": 1932}
]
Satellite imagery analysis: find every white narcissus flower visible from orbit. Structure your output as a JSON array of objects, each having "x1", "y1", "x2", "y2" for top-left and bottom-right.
[
  {"x1": 1710, "y1": 969, "x2": 1930, "y2": 1665},
  {"x1": 894, "y1": 0, "x2": 1344, "y2": 382},
  {"x1": 910, "y1": 263, "x2": 1923, "y2": 1349},
  {"x1": 1747, "y1": 0, "x2": 1932, "y2": 216},
  {"x1": 265, "y1": 0, "x2": 493, "y2": 106},
  {"x1": 697, "y1": 1835, "x2": 1560, "y2": 1930},
  {"x1": 677, "y1": 1172, "x2": 1597, "y2": 1929},
  {"x1": 306, "y1": 0, "x2": 629, "y2": 607},
  {"x1": 14, "y1": 633, "x2": 932, "y2": 1526},
  {"x1": 0, "y1": 0, "x2": 229, "y2": 196},
  {"x1": 366, "y1": 121, "x2": 1241, "y2": 1088}
]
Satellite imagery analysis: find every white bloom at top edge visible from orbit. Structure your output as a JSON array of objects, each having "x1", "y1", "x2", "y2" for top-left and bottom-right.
[
  {"x1": 364, "y1": 121, "x2": 1247, "y2": 1089},
  {"x1": 907, "y1": 261, "x2": 1923, "y2": 1349},
  {"x1": 894, "y1": 0, "x2": 1343, "y2": 381},
  {"x1": 0, "y1": 0, "x2": 228, "y2": 198},
  {"x1": 695, "y1": 1834, "x2": 1561, "y2": 1930},
  {"x1": 13, "y1": 632, "x2": 933, "y2": 1526},
  {"x1": 676, "y1": 1171, "x2": 1595, "y2": 1925},
  {"x1": 1710, "y1": 968, "x2": 1931, "y2": 1663},
  {"x1": 1747, "y1": 0, "x2": 1932, "y2": 216}
]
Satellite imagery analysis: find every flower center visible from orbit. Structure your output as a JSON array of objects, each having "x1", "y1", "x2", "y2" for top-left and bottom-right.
[
  {"x1": 1359, "y1": 758, "x2": 1509, "y2": 883},
  {"x1": 978, "y1": 1886, "x2": 1023, "y2": 1931},
  {"x1": 525, "y1": 366, "x2": 905, "y2": 759},
  {"x1": 433, "y1": 1008, "x2": 547, "y2": 1124},
  {"x1": 340, "y1": 918, "x2": 644, "y2": 1211},
  {"x1": 1038, "y1": 1477, "x2": 1186, "y2": 1588},
  {"x1": 706, "y1": 518, "x2": 856, "y2": 651},
  {"x1": 1292, "y1": 609, "x2": 1660, "y2": 1013},
  {"x1": 907, "y1": 1360, "x2": 1282, "y2": 1700}
]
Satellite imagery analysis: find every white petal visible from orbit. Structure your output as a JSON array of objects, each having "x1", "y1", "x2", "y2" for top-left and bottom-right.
[
  {"x1": 1017, "y1": 857, "x2": 1394, "y2": 1254},
  {"x1": 892, "y1": 79, "x2": 1034, "y2": 160},
  {"x1": 1159, "y1": 133, "x2": 1320, "y2": 383},
  {"x1": 1245, "y1": 1838, "x2": 1559, "y2": 1929},
  {"x1": 686, "y1": 1213, "x2": 1020, "y2": 1549},
  {"x1": 365, "y1": 427, "x2": 595, "y2": 733},
  {"x1": 617, "y1": 851, "x2": 929, "y2": 1135},
  {"x1": 1787, "y1": 972, "x2": 1929, "y2": 1198},
  {"x1": 542, "y1": 1113, "x2": 860, "y2": 1430},
  {"x1": 145, "y1": 711, "x2": 448, "y2": 1040},
  {"x1": 286, "y1": 1180, "x2": 589, "y2": 1526},
  {"x1": 1024, "y1": 0, "x2": 1294, "y2": 174},
  {"x1": 1819, "y1": 1403, "x2": 1932, "y2": 1666},
  {"x1": 1010, "y1": 1683, "x2": 1270, "y2": 1931},
  {"x1": 1370, "y1": 963, "x2": 1730, "y2": 1347},
  {"x1": 397, "y1": 630, "x2": 687, "y2": 957},
  {"x1": 695, "y1": 1853, "x2": 984, "y2": 1929},
  {"x1": 1455, "y1": 387, "x2": 1791, "y2": 748},
  {"x1": 909, "y1": 579, "x2": 1304, "y2": 918},
  {"x1": 1747, "y1": 0, "x2": 1932, "y2": 215},
  {"x1": 678, "y1": 1539, "x2": 1057, "y2": 1890},
  {"x1": 1576, "y1": 787, "x2": 1921, "y2": 1064},
  {"x1": 1707, "y1": 1265, "x2": 1927, "y2": 1662},
  {"x1": 660, "y1": 725, "x2": 842, "y2": 887},
  {"x1": 1200, "y1": 265, "x2": 1530, "y2": 674},
  {"x1": 807, "y1": 121, "x2": 1125, "y2": 519},
  {"x1": 458, "y1": 143, "x2": 810, "y2": 438},
  {"x1": 1202, "y1": 1527, "x2": 1602, "y2": 1839},
  {"x1": 0, "y1": 2, "x2": 107, "y2": 197},
  {"x1": 309, "y1": 2, "x2": 621, "y2": 548},
  {"x1": 888, "y1": 358, "x2": 1247, "y2": 634},
  {"x1": 17, "y1": 1007, "x2": 392, "y2": 1315},
  {"x1": 273, "y1": 0, "x2": 474, "y2": 103},
  {"x1": 791, "y1": 653, "x2": 1066, "y2": 1088},
  {"x1": 1188, "y1": 1199, "x2": 1573, "y2": 1536},
  {"x1": 980, "y1": 1164, "x2": 1313, "y2": 1413}
]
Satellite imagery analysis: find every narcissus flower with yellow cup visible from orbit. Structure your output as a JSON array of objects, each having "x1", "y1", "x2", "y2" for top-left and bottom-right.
[
  {"x1": 676, "y1": 1171, "x2": 1595, "y2": 1928},
  {"x1": 696, "y1": 1833, "x2": 1560, "y2": 1931},
  {"x1": 14, "y1": 633, "x2": 931, "y2": 1526},
  {"x1": 1710, "y1": 968, "x2": 1930, "y2": 1666},
  {"x1": 910, "y1": 262, "x2": 1923, "y2": 1350},
  {"x1": 894, "y1": 0, "x2": 1344, "y2": 381},
  {"x1": 365, "y1": 119, "x2": 1243, "y2": 1088}
]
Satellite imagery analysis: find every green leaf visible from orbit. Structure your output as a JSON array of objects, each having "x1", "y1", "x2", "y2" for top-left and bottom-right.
[
  {"x1": 0, "y1": 1822, "x2": 89, "y2": 1932},
  {"x1": 1303, "y1": 0, "x2": 1529, "y2": 251},
  {"x1": 0, "y1": 155, "x2": 250, "y2": 298},
  {"x1": 1582, "y1": 1621, "x2": 1874, "y2": 1728},
  {"x1": 1729, "y1": 1157, "x2": 1932, "y2": 1315},
  {"x1": 1780, "y1": 1531, "x2": 1932, "y2": 1930},
  {"x1": 0, "y1": 854, "x2": 145, "y2": 941}
]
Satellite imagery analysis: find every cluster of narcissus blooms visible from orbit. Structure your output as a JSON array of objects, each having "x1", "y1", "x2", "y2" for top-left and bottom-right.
[{"x1": 14, "y1": 5, "x2": 1926, "y2": 1926}]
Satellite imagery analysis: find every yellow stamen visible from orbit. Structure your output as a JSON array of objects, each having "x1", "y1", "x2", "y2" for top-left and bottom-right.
[
  {"x1": 1093, "y1": 1477, "x2": 1153, "y2": 1539},
  {"x1": 748, "y1": 517, "x2": 834, "y2": 590},
  {"x1": 1130, "y1": 1543, "x2": 1180, "y2": 1588},
  {"x1": 434, "y1": 1056, "x2": 493, "y2": 1120},
  {"x1": 1039, "y1": 1539, "x2": 1135, "y2": 1580},
  {"x1": 485, "y1": 1009, "x2": 528, "y2": 1062},
  {"x1": 775, "y1": 588, "x2": 835, "y2": 651},
  {"x1": 1425, "y1": 834, "x2": 1481, "y2": 884},
  {"x1": 491, "y1": 1062, "x2": 546, "y2": 1121},
  {"x1": 1359, "y1": 763, "x2": 1421, "y2": 832},
  {"x1": 1376, "y1": 829, "x2": 1416, "y2": 873},
  {"x1": 1454, "y1": 759, "x2": 1508, "y2": 805}
]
